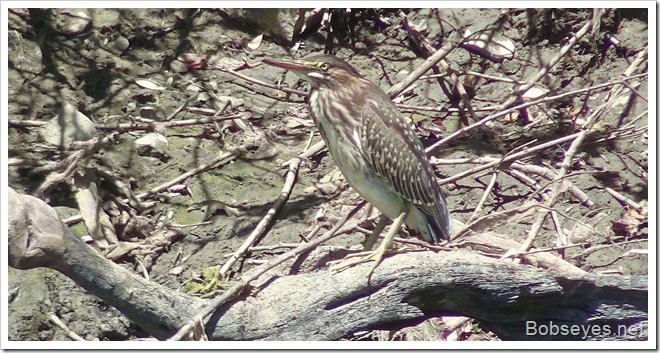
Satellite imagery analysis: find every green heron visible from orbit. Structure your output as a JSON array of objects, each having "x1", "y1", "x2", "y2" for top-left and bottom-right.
[{"x1": 263, "y1": 54, "x2": 451, "y2": 279}]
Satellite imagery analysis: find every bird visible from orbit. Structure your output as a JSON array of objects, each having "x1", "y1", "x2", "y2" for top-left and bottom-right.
[{"x1": 262, "y1": 54, "x2": 451, "y2": 280}]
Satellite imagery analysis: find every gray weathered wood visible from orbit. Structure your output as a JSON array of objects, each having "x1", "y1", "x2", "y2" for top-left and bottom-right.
[
  {"x1": 8, "y1": 188, "x2": 648, "y2": 340},
  {"x1": 205, "y1": 249, "x2": 647, "y2": 340}
]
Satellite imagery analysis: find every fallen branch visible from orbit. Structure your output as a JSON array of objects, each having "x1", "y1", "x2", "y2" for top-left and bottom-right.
[{"x1": 8, "y1": 188, "x2": 647, "y2": 341}]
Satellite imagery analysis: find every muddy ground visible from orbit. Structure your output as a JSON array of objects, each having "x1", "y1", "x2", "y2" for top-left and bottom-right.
[{"x1": 6, "y1": 8, "x2": 649, "y2": 341}]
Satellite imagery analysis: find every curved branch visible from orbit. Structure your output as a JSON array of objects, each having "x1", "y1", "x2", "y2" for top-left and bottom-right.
[
  {"x1": 8, "y1": 188, "x2": 647, "y2": 341},
  {"x1": 205, "y1": 249, "x2": 647, "y2": 340}
]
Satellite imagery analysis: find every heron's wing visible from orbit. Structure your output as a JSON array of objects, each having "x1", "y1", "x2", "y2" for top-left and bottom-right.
[
  {"x1": 358, "y1": 94, "x2": 450, "y2": 238},
  {"x1": 359, "y1": 98, "x2": 437, "y2": 207}
]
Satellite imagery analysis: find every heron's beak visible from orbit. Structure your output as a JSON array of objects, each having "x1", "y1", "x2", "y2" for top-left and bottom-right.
[
  {"x1": 263, "y1": 58, "x2": 320, "y2": 83},
  {"x1": 262, "y1": 58, "x2": 309, "y2": 73}
]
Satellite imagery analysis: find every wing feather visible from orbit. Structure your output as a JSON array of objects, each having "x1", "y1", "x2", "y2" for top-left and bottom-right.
[
  {"x1": 358, "y1": 96, "x2": 451, "y2": 239},
  {"x1": 359, "y1": 99, "x2": 435, "y2": 207}
]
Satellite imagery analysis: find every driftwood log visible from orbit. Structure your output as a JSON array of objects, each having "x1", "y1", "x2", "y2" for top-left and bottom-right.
[{"x1": 8, "y1": 188, "x2": 648, "y2": 341}]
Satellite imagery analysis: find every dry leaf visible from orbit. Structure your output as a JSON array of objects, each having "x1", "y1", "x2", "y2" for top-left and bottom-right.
[
  {"x1": 189, "y1": 200, "x2": 244, "y2": 221},
  {"x1": 104, "y1": 242, "x2": 141, "y2": 261},
  {"x1": 169, "y1": 266, "x2": 184, "y2": 276},
  {"x1": 284, "y1": 117, "x2": 314, "y2": 129},
  {"x1": 167, "y1": 184, "x2": 192, "y2": 197},
  {"x1": 462, "y1": 29, "x2": 515, "y2": 62},
  {"x1": 503, "y1": 111, "x2": 520, "y2": 123},
  {"x1": 522, "y1": 86, "x2": 550, "y2": 101},
  {"x1": 247, "y1": 34, "x2": 264, "y2": 50},
  {"x1": 135, "y1": 79, "x2": 166, "y2": 91}
]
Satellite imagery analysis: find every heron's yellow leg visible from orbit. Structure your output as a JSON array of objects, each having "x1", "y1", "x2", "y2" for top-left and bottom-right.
[
  {"x1": 363, "y1": 215, "x2": 388, "y2": 251},
  {"x1": 330, "y1": 210, "x2": 407, "y2": 282}
]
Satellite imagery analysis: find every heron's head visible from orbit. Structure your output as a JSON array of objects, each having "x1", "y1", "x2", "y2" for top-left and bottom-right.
[{"x1": 263, "y1": 54, "x2": 365, "y2": 90}]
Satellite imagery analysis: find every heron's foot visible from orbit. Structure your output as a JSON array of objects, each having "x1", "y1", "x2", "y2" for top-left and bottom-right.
[
  {"x1": 329, "y1": 210, "x2": 409, "y2": 282},
  {"x1": 328, "y1": 244, "x2": 413, "y2": 270},
  {"x1": 328, "y1": 247, "x2": 388, "y2": 281}
]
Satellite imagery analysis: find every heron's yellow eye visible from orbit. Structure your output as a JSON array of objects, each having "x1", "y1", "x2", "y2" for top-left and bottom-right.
[{"x1": 319, "y1": 62, "x2": 329, "y2": 71}]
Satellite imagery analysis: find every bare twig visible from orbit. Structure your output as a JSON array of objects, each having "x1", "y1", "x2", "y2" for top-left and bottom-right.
[
  {"x1": 398, "y1": 12, "x2": 477, "y2": 124},
  {"x1": 386, "y1": 31, "x2": 464, "y2": 99},
  {"x1": 511, "y1": 42, "x2": 649, "y2": 256},
  {"x1": 514, "y1": 116, "x2": 598, "y2": 255},
  {"x1": 248, "y1": 243, "x2": 300, "y2": 252},
  {"x1": 95, "y1": 112, "x2": 251, "y2": 132},
  {"x1": 164, "y1": 94, "x2": 196, "y2": 121},
  {"x1": 611, "y1": 46, "x2": 648, "y2": 103},
  {"x1": 49, "y1": 313, "x2": 85, "y2": 341},
  {"x1": 8, "y1": 119, "x2": 47, "y2": 128},
  {"x1": 507, "y1": 161, "x2": 593, "y2": 207},
  {"x1": 620, "y1": 80, "x2": 647, "y2": 102},
  {"x1": 137, "y1": 150, "x2": 237, "y2": 200},
  {"x1": 435, "y1": 156, "x2": 595, "y2": 207},
  {"x1": 507, "y1": 169, "x2": 540, "y2": 191},
  {"x1": 168, "y1": 201, "x2": 367, "y2": 341},
  {"x1": 516, "y1": 18, "x2": 593, "y2": 97},
  {"x1": 437, "y1": 131, "x2": 583, "y2": 185},
  {"x1": 396, "y1": 103, "x2": 498, "y2": 114},
  {"x1": 550, "y1": 211, "x2": 568, "y2": 257},
  {"x1": 34, "y1": 132, "x2": 122, "y2": 198},
  {"x1": 451, "y1": 203, "x2": 538, "y2": 241},
  {"x1": 501, "y1": 238, "x2": 647, "y2": 259},
  {"x1": 511, "y1": 73, "x2": 645, "y2": 259},
  {"x1": 220, "y1": 66, "x2": 308, "y2": 98},
  {"x1": 605, "y1": 187, "x2": 643, "y2": 211},
  {"x1": 468, "y1": 171, "x2": 499, "y2": 223},
  {"x1": 566, "y1": 239, "x2": 648, "y2": 261},
  {"x1": 218, "y1": 157, "x2": 302, "y2": 277},
  {"x1": 281, "y1": 140, "x2": 326, "y2": 167},
  {"x1": 426, "y1": 73, "x2": 646, "y2": 153}
]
